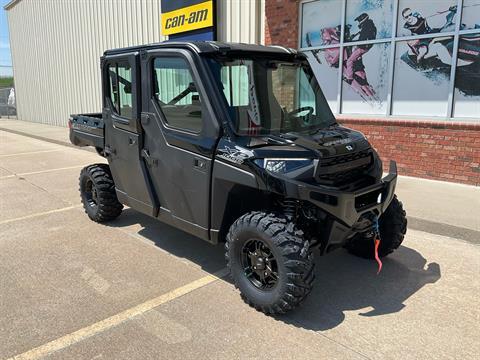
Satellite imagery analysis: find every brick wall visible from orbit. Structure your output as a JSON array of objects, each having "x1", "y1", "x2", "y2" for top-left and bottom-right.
[
  {"x1": 265, "y1": 0, "x2": 299, "y2": 49},
  {"x1": 338, "y1": 118, "x2": 480, "y2": 186}
]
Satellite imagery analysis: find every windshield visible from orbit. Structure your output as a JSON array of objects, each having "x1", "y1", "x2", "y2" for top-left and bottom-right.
[{"x1": 207, "y1": 56, "x2": 336, "y2": 136}]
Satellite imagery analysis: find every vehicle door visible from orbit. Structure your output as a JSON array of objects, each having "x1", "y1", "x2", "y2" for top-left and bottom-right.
[
  {"x1": 103, "y1": 53, "x2": 156, "y2": 215},
  {"x1": 140, "y1": 49, "x2": 220, "y2": 239}
]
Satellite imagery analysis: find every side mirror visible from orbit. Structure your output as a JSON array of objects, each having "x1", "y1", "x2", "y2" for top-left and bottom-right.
[{"x1": 188, "y1": 82, "x2": 197, "y2": 92}]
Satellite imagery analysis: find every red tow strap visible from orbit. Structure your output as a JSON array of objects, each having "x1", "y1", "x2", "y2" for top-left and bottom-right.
[
  {"x1": 374, "y1": 237, "x2": 382, "y2": 275},
  {"x1": 372, "y1": 216, "x2": 382, "y2": 274}
]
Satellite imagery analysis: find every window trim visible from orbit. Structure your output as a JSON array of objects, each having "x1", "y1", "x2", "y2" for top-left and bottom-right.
[{"x1": 150, "y1": 55, "x2": 206, "y2": 135}]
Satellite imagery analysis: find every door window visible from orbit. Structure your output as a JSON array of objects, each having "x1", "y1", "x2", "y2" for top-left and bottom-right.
[
  {"x1": 108, "y1": 63, "x2": 133, "y2": 119},
  {"x1": 220, "y1": 65, "x2": 249, "y2": 106},
  {"x1": 152, "y1": 57, "x2": 203, "y2": 133}
]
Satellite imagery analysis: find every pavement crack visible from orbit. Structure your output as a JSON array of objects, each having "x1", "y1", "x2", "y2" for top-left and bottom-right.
[{"x1": 17, "y1": 175, "x2": 73, "y2": 206}]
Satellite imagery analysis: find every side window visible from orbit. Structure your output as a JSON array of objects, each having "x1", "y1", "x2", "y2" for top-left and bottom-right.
[
  {"x1": 152, "y1": 57, "x2": 202, "y2": 133},
  {"x1": 108, "y1": 62, "x2": 133, "y2": 119},
  {"x1": 298, "y1": 69, "x2": 316, "y2": 114},
  {"x1": 220, "y1": 65, "x2": 249, "y2": 106}
]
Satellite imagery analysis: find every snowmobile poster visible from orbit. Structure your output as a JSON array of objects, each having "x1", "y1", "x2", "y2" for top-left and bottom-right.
[{"x1": 300, "y1": 0, "x2": 480, "y2": 117}]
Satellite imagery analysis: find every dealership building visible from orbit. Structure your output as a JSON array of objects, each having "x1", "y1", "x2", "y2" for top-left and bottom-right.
[{"x1": 5, "y1": 0, "x2": 480, "y2": 185}]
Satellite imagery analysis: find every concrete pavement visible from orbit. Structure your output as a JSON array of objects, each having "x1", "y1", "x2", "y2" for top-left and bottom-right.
[{"x1": 1, "y1": 119, "x2": 479, "y2": 359}]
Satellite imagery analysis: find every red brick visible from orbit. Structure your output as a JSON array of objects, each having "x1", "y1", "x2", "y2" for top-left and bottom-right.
[
  {"x1": 338, "y1": 118, "x2": 480, "y2": 186},
  {"x1": 265, "y1": 0, "x2": 300, "y2": 49}
]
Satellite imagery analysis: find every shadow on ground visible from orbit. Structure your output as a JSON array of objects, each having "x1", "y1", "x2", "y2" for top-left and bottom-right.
[
  {"x1": 279, "y1": 246, "x2": 441, "y2": 331},
  {"x1": 110, "y1": 209, "x2": 441, "y2": 331}
]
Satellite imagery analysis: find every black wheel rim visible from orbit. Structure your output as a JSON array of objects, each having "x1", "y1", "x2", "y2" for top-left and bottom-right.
[
  {"x1": 241, "y1": 239, "x2": 279, "y2": 290},
  {"x1": 84, "y1": 178, "x2": 98, "y2": 208}
]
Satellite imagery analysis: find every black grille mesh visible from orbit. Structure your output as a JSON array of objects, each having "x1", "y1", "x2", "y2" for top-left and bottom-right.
[{"x1": 316, "y1": 150, "x2": 372, "y2": 187}]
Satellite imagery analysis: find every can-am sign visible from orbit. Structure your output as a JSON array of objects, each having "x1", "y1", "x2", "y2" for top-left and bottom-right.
[{"x1": 161, "y1": 0, "x2": 213, "y2": 36}]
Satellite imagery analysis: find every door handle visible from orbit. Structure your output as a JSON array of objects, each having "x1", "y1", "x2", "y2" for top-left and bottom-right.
[
  {"x1": 128, "y1": 137, "x2": 136, "y2": 146},
  {"x1": 142, "y1": 149, "x2": 158, "y2": 167},
  {"x1": 194, "y1": 158, "x2": 206, "y2": 170}
]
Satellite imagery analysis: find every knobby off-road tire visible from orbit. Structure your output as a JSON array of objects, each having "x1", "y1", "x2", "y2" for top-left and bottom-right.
[
  {"x1": 346, "y1": 195, "x2": 407, "y2": 259},
  {"x1": 225, "y1": 212, "x2": 315, "y2": 315},
  {"x1": 79, "y1": 164, "x2": 123, "y2": 223}
]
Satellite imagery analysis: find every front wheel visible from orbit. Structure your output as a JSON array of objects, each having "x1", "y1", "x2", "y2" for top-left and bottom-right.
[
  {"x1": 345, "y1": 195, "x2": 407, "y2": 258},
  {"x1": 225, "y1": 212, "x2": 315, "y2": 315}
]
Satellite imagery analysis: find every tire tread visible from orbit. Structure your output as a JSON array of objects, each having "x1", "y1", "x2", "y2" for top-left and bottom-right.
[{"x1": 225, "y1": 211, "x2": 315, "y2": 315}]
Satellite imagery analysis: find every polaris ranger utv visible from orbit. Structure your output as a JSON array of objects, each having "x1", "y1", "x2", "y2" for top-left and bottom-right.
[{"x1": 70, "y1": 41, "x2": 407, "y2": 314}]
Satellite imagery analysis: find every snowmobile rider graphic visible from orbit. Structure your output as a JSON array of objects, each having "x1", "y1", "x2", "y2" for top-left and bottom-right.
[
  {"x1": 402, "y1": 8, "x2": 432, "y2": 35},
  {"x1": 401, "y1": 7, "x2": 435, "y2": 64},
  {"x1": 401, "y1": 6, "x2": 468, "y2": 66},
  {"x1": 344, "y1": 13, "x2": 377, "y2": 84}
]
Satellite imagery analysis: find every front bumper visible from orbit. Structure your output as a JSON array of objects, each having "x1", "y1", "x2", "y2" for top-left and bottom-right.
[
  {"x1": 261, "y1": 160, "x2": 397, "y2": 254},
  {"x1": 292, "y1": 161, "x2": 398, "y2": 227}
]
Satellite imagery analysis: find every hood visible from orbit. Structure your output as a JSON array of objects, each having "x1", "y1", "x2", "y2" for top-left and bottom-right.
[{"x1": 246, "y1": 125, "x2": 371, "y2": 158}]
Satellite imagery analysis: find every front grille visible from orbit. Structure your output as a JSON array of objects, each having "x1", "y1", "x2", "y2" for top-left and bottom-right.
[
  {"x1": 316, "y1": 149, "x2": 373, "y2": 188},
  {"x1": 319, "y1": 149, "x2": 371, "y2": 167}
]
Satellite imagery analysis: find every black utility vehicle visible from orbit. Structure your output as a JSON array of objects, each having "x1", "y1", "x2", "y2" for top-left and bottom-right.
[{"x1": 70, "y1": 41, "x2": 407, "y2": 314}]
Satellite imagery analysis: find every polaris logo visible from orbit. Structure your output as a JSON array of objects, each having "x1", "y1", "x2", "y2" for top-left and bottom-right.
[
  {"x1": 345, "y1": 145, "x2": 354, "y2": 151},
  {"x1": 323, "y1": 138, "x2": 351, "y2": 146}
]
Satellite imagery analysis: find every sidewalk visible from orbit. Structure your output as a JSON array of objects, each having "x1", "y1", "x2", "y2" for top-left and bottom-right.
[
  {"x1": 1, "y1": 117, "x2": 479, "y2": 242},
  {"x1": 0, "y1": 118, "x2": 73, "y2": 147}
]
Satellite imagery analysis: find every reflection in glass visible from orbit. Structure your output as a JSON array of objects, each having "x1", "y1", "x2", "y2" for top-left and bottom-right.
[
  {"x1": 397, "y1": 0, "x2": 458, "y2": 37},
  {"x1": 392, "y1": 38, "x2": 453, "y2": 116},
  {"x1": 301, "y1": 0, "x2": 342, "y2": 48},
  {"x1": 342, "y1": 42, "x2": 391, "y2": 114},
  {"x1": 453, "y1": 33, "x2": 480, "y2": 117},
  {"x1": 345, "y1": 0, "x2": 394, "y2": 42}
]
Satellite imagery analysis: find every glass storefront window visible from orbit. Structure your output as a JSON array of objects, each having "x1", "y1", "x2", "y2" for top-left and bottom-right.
[
  {"x1": 345, "y1": 0, "x2": 393, "y2": 42},
  {"x1": 341, "y1": 42, "x2": 391, "y2": 114},
  {"x1": 453, "y1": 33, "x2": 480, "y2": 117},
  {"x1": 301, "y1": 0, "x2": 343, "y2": 48},
  {"x1": 462, "y1": 0, "x2": 480, "y2": 30},
  {"x1": 397, "y1": 0, "x2": 458, "y2": 37},
  {"x1": 392, "y1": 37, "x2": 453, "y2": 116},
  {"x1": 301, "y1": 0, "x2": 480, "y2": 119},
  {"x1": 305, "y1": 50, "x2": 339, "y2": 111}
]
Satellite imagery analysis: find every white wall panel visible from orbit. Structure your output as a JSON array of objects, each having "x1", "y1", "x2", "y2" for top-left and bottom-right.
[
  {"x1": 217, "y1": 0, "x2": 263, "y2": 44},
  {"x1": 7, "y1": 0, "x2": 263, "y2": 126}
]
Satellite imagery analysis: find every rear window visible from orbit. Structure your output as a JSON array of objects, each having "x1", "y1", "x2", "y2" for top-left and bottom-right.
[{"x1": 108, "y1": 62, "x2": 133, "y2": 119}]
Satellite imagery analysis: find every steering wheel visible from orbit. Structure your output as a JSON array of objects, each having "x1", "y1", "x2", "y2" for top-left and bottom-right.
[{"x1": 288, "y1": 106, "x2": 314, "y2": 118}]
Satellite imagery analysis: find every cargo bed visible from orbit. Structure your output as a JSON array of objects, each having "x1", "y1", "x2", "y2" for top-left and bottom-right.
[{"x1": 69, "y1": 113, "x2": 104, "y2": 149}]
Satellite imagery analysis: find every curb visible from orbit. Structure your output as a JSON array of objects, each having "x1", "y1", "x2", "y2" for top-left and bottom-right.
[{"x1": 0, "y1": 126, "x2": 95, "y2": 153}]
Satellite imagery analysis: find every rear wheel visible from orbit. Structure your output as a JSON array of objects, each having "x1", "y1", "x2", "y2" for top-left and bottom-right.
[
  {"x1": 225, "y1": 212, "x2": 314, "y2": 314},
  {"x1": 346, "y1": 196, "x2": 407, "y2": 258},
  {"x1": 79, "y1": 164, "x2": 123, "y2": 223}
]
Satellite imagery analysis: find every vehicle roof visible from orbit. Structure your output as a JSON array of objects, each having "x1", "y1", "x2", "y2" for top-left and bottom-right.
[{"x1": 103, "y1": 41, "x2": 301, "y2": 57}]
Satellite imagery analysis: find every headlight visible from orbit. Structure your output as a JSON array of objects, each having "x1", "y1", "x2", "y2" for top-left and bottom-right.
[{"x1": 254, "y1": 158, "x2": 314, "y2": 174}]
